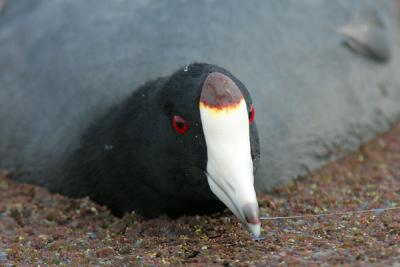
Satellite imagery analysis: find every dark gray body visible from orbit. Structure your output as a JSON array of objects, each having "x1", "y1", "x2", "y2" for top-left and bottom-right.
[{"x1": 0, "y1": 0, "x2": 399, "y2": 191}]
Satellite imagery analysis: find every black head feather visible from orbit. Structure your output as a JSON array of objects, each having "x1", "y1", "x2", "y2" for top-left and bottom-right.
[{"x1": 53, "y1": 63, "x2": 260, "y2": 217}]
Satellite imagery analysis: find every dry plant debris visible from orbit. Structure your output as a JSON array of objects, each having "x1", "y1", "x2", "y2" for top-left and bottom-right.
[{"x1": 0, "y1": 124, "x2": 399, "y2": 266}]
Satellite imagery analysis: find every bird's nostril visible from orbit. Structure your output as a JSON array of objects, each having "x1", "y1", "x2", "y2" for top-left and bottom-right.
[{"x1": 242, "y1": 202, "x2": 260, "y2": 224}]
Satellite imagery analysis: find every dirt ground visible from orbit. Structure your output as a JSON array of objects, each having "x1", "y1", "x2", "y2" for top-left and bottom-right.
[{"x1": 0, "y1": 125, "x2": 399, "y2": 266}]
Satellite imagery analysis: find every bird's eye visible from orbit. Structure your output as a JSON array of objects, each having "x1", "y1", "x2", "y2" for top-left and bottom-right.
[
  {"x1": 172, "y1": 115, "x2": 189, "y2": 135},
  {"x1": 249, "y1": 104, "x2": 255, "y2": 124}
]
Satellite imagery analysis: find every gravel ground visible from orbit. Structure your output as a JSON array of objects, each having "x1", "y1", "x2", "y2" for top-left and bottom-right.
[{"x1": 0, "y1": 124, "x2": 399, "y2": 266}]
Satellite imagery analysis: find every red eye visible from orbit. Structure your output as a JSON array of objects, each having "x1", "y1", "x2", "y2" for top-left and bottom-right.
[
  {"x1": 249, "y1": 105, "x2": 255, "y2": 124},
  {"x1": 172, "y1": 115, "x2": 189, "y2": 135}
]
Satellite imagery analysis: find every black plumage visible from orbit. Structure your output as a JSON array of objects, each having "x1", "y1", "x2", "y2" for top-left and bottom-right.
[{"x1": 49, "y1": 63, "x2": 260, "y2": 217}]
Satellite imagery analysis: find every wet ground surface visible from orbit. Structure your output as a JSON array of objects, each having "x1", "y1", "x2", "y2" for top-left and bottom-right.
[{"x1": 0, "y1": 124, "x2": 399, "y2": 266}]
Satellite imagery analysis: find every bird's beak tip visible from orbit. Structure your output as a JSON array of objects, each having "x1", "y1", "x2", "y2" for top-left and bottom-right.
[
  {"x1": 247, "y1": 222, "x2": 261, "y2": 237},
  {"x1": 242, "y1": 202, "x2": 261, "y2": 236}
]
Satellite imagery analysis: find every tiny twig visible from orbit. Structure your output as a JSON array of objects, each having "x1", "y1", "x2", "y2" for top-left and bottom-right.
[{"x1": 260, "y1": 206, "x2": 400, "y2": 221}]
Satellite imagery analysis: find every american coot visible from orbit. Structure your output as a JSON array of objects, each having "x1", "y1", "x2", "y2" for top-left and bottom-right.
[
  {"x1": 46, "y1": 63, "x2": 261, "y2": 236},
  {"x1": 1, "y1": 0, "x2": 400, "y2": 237},
  {"x1": 2, "y1": 1, "x2": 400, "y2": 189}
]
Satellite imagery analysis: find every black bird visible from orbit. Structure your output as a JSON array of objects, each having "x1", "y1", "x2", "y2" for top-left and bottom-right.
[
  {"x1": 46, "y1": 63, "x2": 261, "y2": 236},
  {"x1": 2, "y1": 0, "x2": 399, "y2": 206}
]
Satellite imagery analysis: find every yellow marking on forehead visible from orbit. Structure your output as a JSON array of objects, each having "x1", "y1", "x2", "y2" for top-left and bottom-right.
[{"x1": 199, "y1": 98, "x2": 246, "y2": 116}]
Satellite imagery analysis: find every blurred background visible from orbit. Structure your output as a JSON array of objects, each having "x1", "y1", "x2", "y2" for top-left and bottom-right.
[{"x1": 0, "y1": 0, "x2": 399, "y2": 191}]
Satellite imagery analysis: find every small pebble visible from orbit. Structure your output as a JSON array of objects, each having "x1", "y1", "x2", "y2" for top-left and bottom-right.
[
  {"x1": 374, "y1": 208, "x2": 385, "y2": 215},
  {"x1": 0, "y1": 251, "x2": 7, "y2": 261},
  {"x1": 96, "y1": 247, "x2": 115, "y2": 258}
]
